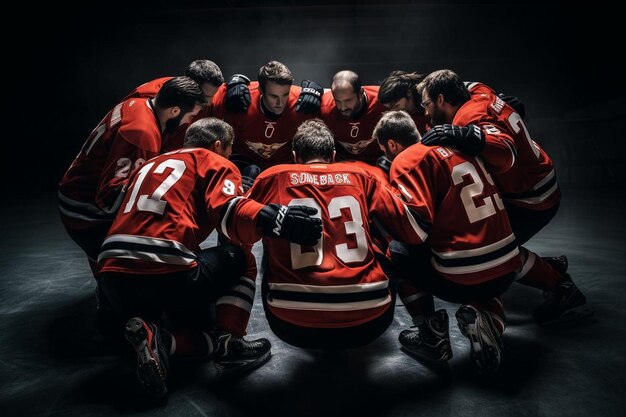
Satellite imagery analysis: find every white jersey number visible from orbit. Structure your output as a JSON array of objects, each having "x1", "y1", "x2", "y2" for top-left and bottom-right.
[
  {"x1": 452, "y1": 159, "x2": 504, "y2": 223},
  {"x1": 508, "y1": 112, "x2": 541, "y2": 159},
  {"x1": 290, "y1": 196, "x2": 368, "y2": 270},
  {"x1": 124, "y1": 159, "x2": 187, "y2": 215}
]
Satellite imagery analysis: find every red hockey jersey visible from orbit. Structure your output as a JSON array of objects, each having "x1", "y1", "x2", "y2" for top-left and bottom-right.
[
  {"x1": 390, "y1": 143, "x2": 521, "y2": 285},
  {"x1": 320, "y1": 86, "x2": 386, "y2": 164},
  {"x1": 59, "y1": 98, "x2": 162, "y2": 230},
  {"x1": 340, "y1": 160, "x2": 393, "y2": 255},
  {"x1": 157, "y1": 84, "x2": 228, "y2": 154},
  {"x1": 98, "y1": 148, "x2": 265, "y2": 275},
  {"x1": 209, "y1": 82, "x2": 254, "y2": 121},
  {"x1": 122, "y1": 77, "x2": 173, "y2": 101},
  {"x1": 220, "y1": 84, "x2": 311, "y2": 170},
  {"x1": 247, "y1": 162, "x2": 425, "y2": 329},
  {"x1": 462, "y1": 82, "x2": 560, "y2": 210},
  {"x1": 124, "y1": 79, "x2": 229, "y2": 153}
]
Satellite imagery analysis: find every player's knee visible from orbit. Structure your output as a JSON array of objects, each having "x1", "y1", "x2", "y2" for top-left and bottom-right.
[
  {"x1": 196, "y1": 244, "x2": 247, "y2": 290},
  {"x1": 215, "y1": 244, "x2": 247, "y2": 279},
  {"x1": 389, "y1": 241, "x2": 429, "y2": 277}
]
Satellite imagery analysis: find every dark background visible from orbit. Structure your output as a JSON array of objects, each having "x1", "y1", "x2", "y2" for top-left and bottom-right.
[
  {"x1": 3, "y1": 3, "x2": 626, "y2": 416},
  {"x1": 11, "y1": 1, "x2": 626, "y2": 195}
]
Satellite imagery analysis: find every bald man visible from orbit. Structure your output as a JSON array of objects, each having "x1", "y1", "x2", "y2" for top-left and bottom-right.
[{"x1": 319, "y1": 70, "x2": 386, "y2": 164}]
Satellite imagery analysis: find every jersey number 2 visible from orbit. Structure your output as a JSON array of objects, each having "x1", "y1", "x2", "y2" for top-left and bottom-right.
[{"x1": 452, "y1": 158, "x2": 504, "y2": 223}]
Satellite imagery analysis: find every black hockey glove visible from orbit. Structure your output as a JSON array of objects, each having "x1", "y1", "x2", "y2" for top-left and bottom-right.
[
  {"x1": 376, "y1": 155, "x2": 392, "y2": 176},
  {"x1": 241, "y1": 164, "x2": 261, "y2": 193},
  {"x1": 226, "y1": 74, "x2": 251, "y2": 113},
  {"x1": 258, "y1": 204, "x2": 322, "y2": 246},
  {"x1": 498, "y1": 93, "x2": 526, "y2": 120},
  {"x1": 295, "y1": 80, "x2": 324, "y2": 114},
  {"x1": 420, "y1": 124, "x2": 485, "y2": 156}
]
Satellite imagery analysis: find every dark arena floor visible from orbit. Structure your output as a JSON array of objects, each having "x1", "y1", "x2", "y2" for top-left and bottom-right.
[{"x1": 1, "y1": 188, "x2": 624, "y2": 417}]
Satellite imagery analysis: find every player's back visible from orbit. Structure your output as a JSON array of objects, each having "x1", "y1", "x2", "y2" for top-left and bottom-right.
[
  {"x1": 59, "y1": 98, "x2": 161, "y2": 226},
  {"x1": 100, "y1": 147, "x2": 241, "y2": 274},
  {"x1": 391, "y1": 143, "x2": 521, "y2": 285},
  {"x1": 159, "y1": 84, "x2": 231, "y2": 153},
  {"x1": 458, "y1": 83, "x2": 559, "y2": 209},
  {"x1": 248, "y1": 162, "x2": 393, "y2": 328}
]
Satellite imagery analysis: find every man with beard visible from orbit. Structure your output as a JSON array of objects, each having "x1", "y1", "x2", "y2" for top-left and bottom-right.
[
  {"x1": 319, "y1": 70, "x2": 386, "y2": 165},
  {"x1": 378, "y1": 70, "x2": 525, "y2": 133},
  {"x1": 58, "y1": 76, "x2": 206, "y2": 335},
  {"x1": 124, "y1": 59, "x2": 228, "y2": 153},
  {"x1": 124, "y1": 59, "x2": 225, "y2": 106},
  {"x1": 417, "y1": 69, "x2": 590, "y2": 326}
]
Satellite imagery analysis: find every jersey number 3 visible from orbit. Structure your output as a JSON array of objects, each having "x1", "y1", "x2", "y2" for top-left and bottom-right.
[{"x1": 289, "y1": 196, "x2": 368, "y2": 270}]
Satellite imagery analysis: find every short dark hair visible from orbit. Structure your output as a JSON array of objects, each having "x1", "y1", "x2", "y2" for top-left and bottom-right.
[
  {"x1": 154, "y1": 76, "x2": 207, "y2": 112},
  {"x1": 373, "y1": 110, "x2": 420, "y2": 148},
  {"x1": 258, "y1": 61, "x2": 294, "y2": 92},
  {"x1": 378, "y1": 71, "x2": 423, "y2": 105},
  {"x1": 184, "y1": 117, "x2": 234, "y2": 149},
  {"x1": 292, "y1": 119, "x2": 335, "y2": 163},
  {"x1": 421, "y1": 69, "x2": 470, "y2": 106},
  {"x1": 331, "y1": 70, "x2": 362, "y2": 94},
  {"x1": 185, "y1": 60, "x2": 224, "y2": 86}
]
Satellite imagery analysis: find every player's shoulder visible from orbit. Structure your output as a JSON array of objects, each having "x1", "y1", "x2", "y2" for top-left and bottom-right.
[
  {"x1": 126, "y1": 77, "x2": 172, "y2": 99},
  {"x1": 363, "y1": 85, "x2": 380, "y2": 96},
  {"x1": 455, "y1": 94, "x2": 493, "y2": 125},
  {"x1": 245, "y1": 82, "x2": 262, "y2": 99},
  {"x1": 340, "y1": 160, "x2": 387, "y2": 180},
  {"x1": 458, "y1": 94, "x2": 511, "y2": 126},
  {"x1": 117, "y1": 98, "x2": 160, "y2": 140},
  {"x1": 464, "y1": 81, "x2": 508, "y2": 116},
  {"x1": 212, "y1": 83, "x2": 228, "y2": 100},
  {"x1": 320, "y1": 90, "x2": 336, "y2": 116},
  {"x1": 148, "y1": 76, "x2": 173, "y2": 88},
  {"x1": 394, "y1": 142, "x2": 454, "y2": 170},
  {"x1": 256, "y1": 163, "x2": 296, "y2": 180},
  {"x1": 285, "y1": 85, "x2": 303, "y2": 111},
  {"x1": 172, "y1": 147, "x2": 241, "y2": 172},
  {"x1": 120, "y1": 97, "x2": 153, "y2": 116},
  {"x1": 364, "y1": 85, "x2": 381, "y2": 107},
  {"x1": 120, "y1": 98, "x2": 155, "y2": 123},
  {"x1": 363, "y1": 85, "x2": 386, "y2": 113},
  {"x1": 465, "y1": 81, "x2": 496, "y2": 96},
  {"x1": 204, "y1": 149, "x2": 240, "y2": 172}
]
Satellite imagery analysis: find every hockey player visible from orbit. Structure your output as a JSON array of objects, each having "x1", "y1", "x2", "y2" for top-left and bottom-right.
[
  {"x1": 247, "y1": 119, "x2": 425, "y2": 349},
  {"x1": 418, "y1": 69, "x2": 589, "y2": 326},
  {"x1": 374, "y1": 110, "x2": 521, "y2": 375},
  {"x1": 98, "y1": 117, "x2": 322, "y2": 397},
  {"x1": 319, "y1": 70, "x2": 386, "y2": 164}
]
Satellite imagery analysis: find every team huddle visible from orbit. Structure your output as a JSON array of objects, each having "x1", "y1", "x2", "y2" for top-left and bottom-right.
[{"x1": 58, "y1": 59, "x2": 592, "y2": 398}]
